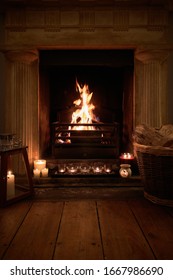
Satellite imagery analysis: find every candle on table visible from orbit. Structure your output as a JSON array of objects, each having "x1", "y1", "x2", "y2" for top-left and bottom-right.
[
  {"x1": 7, "y1": 171, "x2": 15, "y2": 197},
  {"x1": 33, "y1": 168, "x2": 40, "y2": 178},
  {"x1": 34, "y1": 159, "x2": 46, "y2": 171},
  {"x1": 42, "y1": 168, "x2": 49, "y2": 177}
]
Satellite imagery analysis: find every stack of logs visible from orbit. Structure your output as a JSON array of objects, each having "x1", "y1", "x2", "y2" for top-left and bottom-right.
[{"x1": 133, "y1": 124, "x2": 173, "y2": 147}]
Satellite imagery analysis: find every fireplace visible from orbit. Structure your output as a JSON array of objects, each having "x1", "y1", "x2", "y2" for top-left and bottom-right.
[
  {"x1": 39, "y1": 49, "x2": 134, "y2": 161},
  {"x1": 0, "y1": 0, "x2": 172, "y2": 169}
]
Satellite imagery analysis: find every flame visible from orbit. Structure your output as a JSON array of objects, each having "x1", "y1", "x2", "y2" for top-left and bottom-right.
[
  {"x1": 56, "y1": 79, "x2": 98, "y2": 144},
  {"x1": 70, "y1": 80, "x2": 96, "y2": 130}
]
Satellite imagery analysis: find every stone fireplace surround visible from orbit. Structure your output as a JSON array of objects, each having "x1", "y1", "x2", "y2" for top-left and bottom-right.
[{"x1": 0, "y1": 0, "x2": 173, "y2": 165}]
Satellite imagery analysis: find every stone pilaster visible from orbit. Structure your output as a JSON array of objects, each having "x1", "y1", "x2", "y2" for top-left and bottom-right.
[
  {"x1": 134, "y1": 48, "x2": 169, "y2": 128},
  {"x1": 4, "y1": 50, "x2": 39, "y2": 164}
]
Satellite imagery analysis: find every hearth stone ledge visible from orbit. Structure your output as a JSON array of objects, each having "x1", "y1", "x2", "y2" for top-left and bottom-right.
[{"x1": 33, "y1": 175, "x2": 142, "y2": 188}]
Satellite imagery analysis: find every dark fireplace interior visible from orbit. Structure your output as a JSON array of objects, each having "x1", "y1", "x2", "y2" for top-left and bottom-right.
[{"x1": 39, "y1": 49, "x2": 134, "y2": 161}]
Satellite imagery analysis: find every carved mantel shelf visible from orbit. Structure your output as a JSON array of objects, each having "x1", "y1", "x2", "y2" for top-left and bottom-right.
[{"x1": 1, "y1": 0, "x2": 172, "y2": 50}]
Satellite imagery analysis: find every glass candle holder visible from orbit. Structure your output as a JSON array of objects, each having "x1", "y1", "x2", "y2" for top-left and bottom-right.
[
  {"x1": 80, "y1": 163, "x2": 90, "y2": 173},
  {"x1": 93, "y1": 162, "x2": 104, "y2": 174},
  {"x1": 120, "y1": 153, "x2": 134, "y2": 160},
  {"x1": 67, "y1": 163, "x2": 78, "y2": 174},
  {"x1": 58, "y1": 163, "x2": 66, "y2": 173},
  {"x1": 104, "y1": 163, "x2": 112, "y2": 173},
  {"x1": 0, "y1": 133, "x2": 13, "y2": 150},
  {"x1": 12, "y1": 135, "x2": 22, "y2": 148}
]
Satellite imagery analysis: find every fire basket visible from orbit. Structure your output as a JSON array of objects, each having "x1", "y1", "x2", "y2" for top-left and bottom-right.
[{"x1": 52, "y1": 122, "x2": 119, "y2": 159}]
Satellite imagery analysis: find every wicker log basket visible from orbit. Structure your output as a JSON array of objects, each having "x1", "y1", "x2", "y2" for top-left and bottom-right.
[{"x1": 133, "y1": 124, "x2": 173, "y2": 207}]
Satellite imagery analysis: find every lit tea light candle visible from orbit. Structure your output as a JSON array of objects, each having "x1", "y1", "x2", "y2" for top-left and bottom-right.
[
  {"x1": 69, "y1": 168, "x2": 76, "y2": 173},
  {"x1": 58, "y1": 164, "x2": 66, "y2": 173},
  {"x1": 68, "y1": 166, "x2": 77, "y2": 173},
  {"x1": 104, "y1": 166, "x2": 111, "y2": 173},
  {"x1": 93, "y1": 164, "x2": 103, "y2": 173},
  {"x1": 59, "y1": 168, "x2": 66, "y2": 173},
  {"x1": 42, "y1": 168, "x2": 49, "y2": 177},
  {"x1": 7, "y1": 171, "x2": 15, "y2": 197},
  {"x1": 80, "y1": 163, "x2": 90, "y2": 173},
  {"x1": 67, "y1": 164, "x2": 78, "y2": 174},
  {"x1": 33, "y1": 168, "x2": 40, "y2": 178},
  {"x1": 120, "y1": 153, "x2": 134, "y2": 160},
  {"x1": 34, "y1": 159, "x2": 46, "y2": 171}
]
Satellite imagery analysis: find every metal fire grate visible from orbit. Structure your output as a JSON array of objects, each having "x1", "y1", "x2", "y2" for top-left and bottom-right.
[{"x1": 52, "y1": 122, "x2": 120, "y2": 159}]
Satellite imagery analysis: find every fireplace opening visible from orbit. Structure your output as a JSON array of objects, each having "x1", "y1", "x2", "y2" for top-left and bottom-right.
[{"x1": 39, "y1": 49, "x2": 134, "y2": 164}]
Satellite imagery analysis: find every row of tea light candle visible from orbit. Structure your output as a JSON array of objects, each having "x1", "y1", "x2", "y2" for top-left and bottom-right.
[
  {"x1": 33, "y1": 154, "x2": 134, "y2": 177},
  {"x1": 57, "y1": 162, "x2": 112, "y2": 174},
  {"x1": 33, "y1": 160, "x2": 49, "y2": 178}
]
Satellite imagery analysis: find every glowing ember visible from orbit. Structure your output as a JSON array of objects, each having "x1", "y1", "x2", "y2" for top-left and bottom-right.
[{"x1": 69, "y1": 79, "x2": 97, "y2": 131}]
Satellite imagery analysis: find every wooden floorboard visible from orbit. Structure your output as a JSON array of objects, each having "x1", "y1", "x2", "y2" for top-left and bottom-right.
[
  {"x1": 0, "y1": 200, "x2": 32, "y2": 259},
  {"x1": 97, "y1": 199, "x2": 155, "y2": 260},
  {"x1": 128, "y1": 199, "x2": 173, "y2": 260},
  {"x1": 2, "y1": 201, "x2": 64, "y2": 260},
  {"x1": 0, "y1": 194, "x2": 173, "y2": 260},
  {"x1": 53, "y1": 200, "x2": 103, "y2": 260}
]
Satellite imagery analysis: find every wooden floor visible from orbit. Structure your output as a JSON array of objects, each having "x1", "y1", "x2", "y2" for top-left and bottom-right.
[{"x1": 0, "y1": 191, "x2": 173, "y2": 260}]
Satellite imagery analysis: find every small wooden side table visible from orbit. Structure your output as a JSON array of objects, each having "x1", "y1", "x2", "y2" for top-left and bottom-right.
[{"x1": 0, "y1": 146, "x2": 33, "y2": 207}]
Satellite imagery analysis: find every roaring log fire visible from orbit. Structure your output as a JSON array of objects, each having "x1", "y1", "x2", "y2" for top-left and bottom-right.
[
  {"x1": 56, "y1": 79, "x2": 101, "y2": 144},
  {"x1": 69, "y1": 79, "x2": 98, "y2": 131}
]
